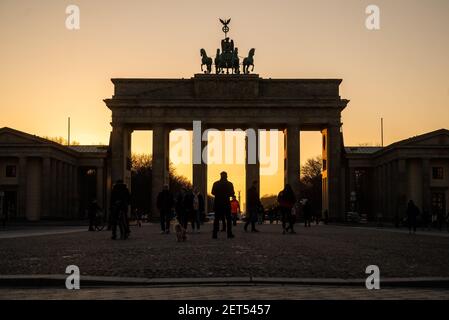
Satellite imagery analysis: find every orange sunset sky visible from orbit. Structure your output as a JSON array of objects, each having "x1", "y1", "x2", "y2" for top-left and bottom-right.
[{"x1": 1, "y1": 0, "x2": 448, "y2": 201}]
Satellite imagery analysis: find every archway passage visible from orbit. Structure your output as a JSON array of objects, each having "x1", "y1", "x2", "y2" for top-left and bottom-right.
[{"x1": 106, "y1": 74, "x2": 348, "y2": 220}]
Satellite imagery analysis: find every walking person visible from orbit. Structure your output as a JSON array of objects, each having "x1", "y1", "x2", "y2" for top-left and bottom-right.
[
  {"x1": 406, "y1": 200, "x2": 419, "y2": 234},
  {"x1": 135, "y1": 208, "x2": 142, "y2": 228},
  {"x1": 110, "y1": 180, "x2": 131, "y2": 240},
  {"x1": 303, "y1": 199, "x2": 312, "y2": 228},
  {"x1": 277, "y1": 184, "x2": 296, "y2": 234},
  {"x1": 192, "y1": 188, "x2": 204, "y2": 232},
  {"x1": 244, "y1": 180, "x2": 261, "y2": 232},
  {"x1": 88, "y1": 199, "x2": 101, "y2": 231},
  {"x1": 156, "y1": 184, "x2": 174, "y2": 234},
  {"x1": 211, "y1": 171, "x2": 235, "y2": 239},
  {"x1": 230, "y1": 195, "x2": 240, "y2": 226}
]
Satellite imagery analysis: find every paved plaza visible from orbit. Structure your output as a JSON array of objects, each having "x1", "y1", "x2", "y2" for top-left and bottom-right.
[
  {"x1": 1, "y1": 222, "x2": 449, "y2": 280},
  {"x1": 1, "y1": 285, "x2": 448, "y2": 300}
]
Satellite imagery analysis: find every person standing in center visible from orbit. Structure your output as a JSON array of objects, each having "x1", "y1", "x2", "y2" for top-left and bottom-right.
[{"x1": 212, "y1": 171, "x2": 235, "y2": 239}]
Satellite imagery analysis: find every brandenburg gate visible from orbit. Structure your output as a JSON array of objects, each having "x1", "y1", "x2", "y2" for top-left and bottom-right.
[{"x1": 104, "y1": 20, "x2": 349, "y2": 221}]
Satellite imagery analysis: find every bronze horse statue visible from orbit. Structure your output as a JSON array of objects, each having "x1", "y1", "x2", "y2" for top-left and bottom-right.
[
  {"x1": 243, "y1": 48, "x2": 255, "y2": 74},
  {"x1": 200, "y1": 48, "x2": 212, "y2": 74}
]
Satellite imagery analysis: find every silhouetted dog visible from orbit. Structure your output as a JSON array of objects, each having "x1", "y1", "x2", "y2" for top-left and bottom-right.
[{"x1": 175, "y1": 223, "x2": 187, "y2": 242}]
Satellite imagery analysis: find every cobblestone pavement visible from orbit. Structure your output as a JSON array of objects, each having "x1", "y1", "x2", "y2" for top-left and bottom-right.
[
  {"x1": 0, "y1": 226, "x2": 86, "y2": 239},
  {"x1": 1, "y1": 285, "x2": 448, "y2": 300},
  {"x1": 1, "y1": 222, "x2": 448, "y2": 279}
]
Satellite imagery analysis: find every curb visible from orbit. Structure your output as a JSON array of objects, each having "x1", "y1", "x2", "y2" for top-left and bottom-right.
[{"x1": 1, "y1": 275, "x2": 449, "y2": 289}]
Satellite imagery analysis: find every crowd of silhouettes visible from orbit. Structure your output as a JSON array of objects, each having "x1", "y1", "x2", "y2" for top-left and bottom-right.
[{"x1": 102, "y1": 174, "x2": 449, "y2": 241}]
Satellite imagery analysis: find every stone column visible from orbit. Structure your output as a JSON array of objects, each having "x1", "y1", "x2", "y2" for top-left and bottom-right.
[
  {"x1": 18, "y1": 157, "x2": 27, "y2": 218},
  {"x1": 124, "y1": 129, "x2": 132, "y2": 189},
  {"x1": 26, "y1": 158, "x2": 42, "y2": 221},
  {"x1": 380, "y1": 164, "x2": 386, "y2": 216},
  {"x1": 96, "y1": 166, "x2": 104, "y2": 210},
  {"x1": 111, "y1": 124, "x2": 132, "y2": 188},
  {"x1": 193, "y1": 124, "x2": 208, "y2": 214},
  {"x1": 322, "y1": 124, "x2": 342, "y2": 220},
  {"x1": 62, "y1": 162, "x2": 69, "y2": 217},
  {"x1": 70, "y1": 165, "x2": 75, "y2": 218},
  {"x1": 397, "y1": 159, "x2": 407, "y2": 218},
  {"x1": 66, "y1": 165, "x2": 71, "y2": 218},
  {"x1": 422, "y1": 158, "x2": 431, "y2": 214},
  {"x1": 41, "y1": 157, "x2": 51, "y2": 218},
  {"x1": 111, "y1": 125, "x2": 125, "y2": 185},
  {"x1": 386, "y1": 162, "x2": 391, "y2": 219},
  {"x1": 348, "y1": 167, "x2": 356, "y2": 211},
  {"x1": 246, "y1": 125, "x2": 260, "y2": 212},
  {"x1": 73, "y1": 166, "x2": 79, "y2": 218},
  {"x1": 50, "y1": 159, "x2": 57, "y2": 218},
  {"x1": 151, "y1": 125, "x2": 170, "y2": 218},
  {"x1": 284, "y1": 125, "x2": 300, "y2": 197},
  {"x1": 57, "y1": 160, "x2": 63, "y2": 217}
]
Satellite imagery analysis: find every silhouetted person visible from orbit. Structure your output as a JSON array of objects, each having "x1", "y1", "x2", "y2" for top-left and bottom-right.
[
  {"x1": 156, "y1": 184, "x2": 174, "y2": 234},
  {"x1": 303, "y1": 199, "x2": 312, "y2": 228},
  {"x1": 134, "y1": 208, "x2": 142, "y2": 227},
  {"x1": 230, "y1": 195, "x2": 240, "y2": 226},
  {"x1": 406, "y1": 200, "x2": 419, "y2": 234},
  {"x1": 278, "y1": 184, "x2": 296, "y2": 234},
  {"x1": 183, "y1": 188, "x2": 196, "y2": 232},
  {"x1": 192, "y1": 188, "x2": 204, "y2": 232},
  {"x1": 211, "y1": 171, "x2": 235, "y2": 239},
  {"x1": 88, "y1": 199, "x2": 101, "y2": 231},
  {"x1": 110, "y1": 180, "x2": 131, "y2": 240},
  {"x1": 245, "y1": 180, "x2": 261, "y2": 232}
]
